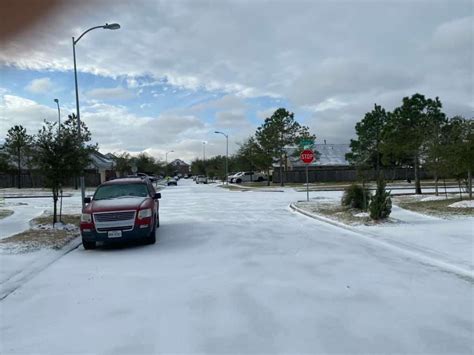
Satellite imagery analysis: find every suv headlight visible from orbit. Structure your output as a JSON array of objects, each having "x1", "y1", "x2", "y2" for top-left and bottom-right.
[
  {"x1": 81, "y1": 213, "x2": 92, "y2": 223},
  {"x1": 138, "y1": 208, "x2": 152, "y2": 219}
]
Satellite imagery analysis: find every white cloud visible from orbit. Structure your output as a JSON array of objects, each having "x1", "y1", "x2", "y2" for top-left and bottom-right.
[
  {"x1": 430, "y1": 16, "x2": 473, "y2": 52},
  {"x1": 303, "y1": 98, "x2": 348, "y2": 113},
  {"x1": 0, "y1": 94, "x2": 57, "y2": 135},
  {"x1": 1, "y1": 1, "x2": 472, "y2": 153},
  {"x1": 85, "y1": 86, "x2": 134, "y2": 100},
  {"x1": 256, "y1": 107, "x2": 278, "y2": 120},
  {"x1": 215, "y1": 110, "x2": 248, "y2": 127},
  {"x1": 25, "y1": 77, "x2": 53, "y2": 94}
]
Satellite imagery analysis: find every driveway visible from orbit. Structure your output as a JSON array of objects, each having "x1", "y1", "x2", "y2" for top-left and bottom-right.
[{"x1": 0, "y1": 180, "x2": 472, "y2": 354}]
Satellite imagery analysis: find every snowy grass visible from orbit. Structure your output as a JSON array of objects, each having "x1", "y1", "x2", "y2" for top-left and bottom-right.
[
  {"x1": 294, "y1": 200, "x2": 390, "y2": 226},
  {"x1": 449, "y1": 200, "x2": 474, "y2": 208},
  {"x1": 0, "y1": 209, "x2": 14, "y2": 220},
  {"x1": 394, "y1": 196, "x2": 473, "y2": 217},
  {"x1": 0, "y1": 214, "x2": 80, "y2": 253}
]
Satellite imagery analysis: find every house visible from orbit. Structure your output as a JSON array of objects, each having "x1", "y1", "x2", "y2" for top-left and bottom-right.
[
  {"x1": 87, "y1": 151, "x2": 115, "y2": 183},
  {"x1": 272, "y1": 144, "x2": 356, "y2": 183},
  {"x1": 169, "y1": 159, "x2": 190, "y2": 176}
]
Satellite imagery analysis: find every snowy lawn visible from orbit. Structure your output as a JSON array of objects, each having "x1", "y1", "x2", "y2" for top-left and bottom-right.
[
  {"x1": 0, "y1": 192, "x2": 85, "y2": 299},
  {"x1": 0, "y1": 180, "x2": 472, "y2": 354},
  {"x1": 0, "y1": 209, "x2": 14, "y2": 220},
  {"x1": 294, "y1": 192, "x2": 473, "y2": 274},
  {"x1": 0, "y1": 214, "x2": 80, "y2": 253},
  {"x1": 394, "y1": 195, "x2": 473, "y2": 217}
]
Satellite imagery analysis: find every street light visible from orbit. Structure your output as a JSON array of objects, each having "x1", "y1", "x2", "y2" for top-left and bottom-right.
[
  {"x1": 53, "y1": 99, "x2": 61, "y2": 133},
  {"x1": 54, "y1": 98, "x2": 62, "y2": 222},
  {"x1": 202, "y1": 141, "x2": 207, "y2": 177},
  {"x1": 214, "y1": 131, "x2": 228, "y2": 185},
  {"x1": 72, "y1": 23, "x2": 120, "y2": 207}
]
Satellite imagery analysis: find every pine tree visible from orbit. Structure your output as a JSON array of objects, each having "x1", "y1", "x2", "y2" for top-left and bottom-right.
[
  {"x1": 381, "y1": 94, "x2": 445, "y2": 194},
  {"x1": 369, "y1": 178, "x2": 392, "y2": 220},
  {"x1": 4, "y1": 125, "x2": 33, "y2": 188},
  {"x1": 255, "y1": 108, "x2": 314, "y2": 186},
  {"x1": 35, "y1": 116, "x2": 95, "y2": 224},
  {"x1": 346, "y1": 104, "x2": 388, "y2": 176}
]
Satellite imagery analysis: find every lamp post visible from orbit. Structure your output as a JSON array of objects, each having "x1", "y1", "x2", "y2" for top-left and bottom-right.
[
  {"x1": 54, "y1": 98, "x2": 62, "y2": 222},
  {"x1": 165, "y1": 150, "x2": 174, "y2": 176},
  {"x1": 214, "y1": 131, "x2": 228, "y2": 185},
  {"x1": 53, "y1": 99, "x2": 61, "y2": 133},
  {"x1": 202, "y1": 141, "x2": 207, "y2": 176},
  {"x1": 72, "y1": 23, "x2": 120, "y2": 208}
]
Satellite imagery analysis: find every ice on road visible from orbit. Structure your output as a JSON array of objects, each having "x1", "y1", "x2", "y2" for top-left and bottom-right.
[{"x1": 0, "y1": 181, "x2": 473, "y2": 354}]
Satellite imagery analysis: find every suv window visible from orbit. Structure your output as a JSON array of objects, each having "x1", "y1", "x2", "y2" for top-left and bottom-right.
[{"x1": 94, "y1": 183, "x2": 149, "y2": 200}]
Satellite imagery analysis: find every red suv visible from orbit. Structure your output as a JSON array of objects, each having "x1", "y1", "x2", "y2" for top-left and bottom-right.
[{"x1": 80, "y1": 177, "x2": 161, "y2": 249}]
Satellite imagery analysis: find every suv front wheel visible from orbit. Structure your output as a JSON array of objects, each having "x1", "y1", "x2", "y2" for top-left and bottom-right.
[{"x1": 147, "y1": 223, "x2": 157, "y2": 244}]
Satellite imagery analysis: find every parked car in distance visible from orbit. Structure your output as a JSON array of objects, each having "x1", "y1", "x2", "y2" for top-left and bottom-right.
[
  {"x1": 233, "y1": 171, "x2": 266, "y2": 183},
  {"x1": 196, "y1": 175, "x2": 208, "y2": 184},
  {"x1": 80, "y1": 177, "x2": 161, "y2": 249},
  {"x1": 166, "y1": 176, "x2": 177, "y2": 186},
  {"x1": 227, "y1": 172, "x2": 241, "y2": 183}
]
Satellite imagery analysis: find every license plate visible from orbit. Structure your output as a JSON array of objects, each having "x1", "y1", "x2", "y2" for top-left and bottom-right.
[{"x1": 108, "y1": 230, "x2": 122, "y2": 238}]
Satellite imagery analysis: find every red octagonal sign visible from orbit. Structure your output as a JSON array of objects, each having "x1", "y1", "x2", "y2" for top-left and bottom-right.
[{"x1": 300, "y1": 149, "x2": 314, "y2": 164}]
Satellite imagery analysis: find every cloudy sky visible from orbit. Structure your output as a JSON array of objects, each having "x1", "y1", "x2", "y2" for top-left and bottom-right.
[{"x1": 0, "y1": 0, "x2": 472, "y2": 162}]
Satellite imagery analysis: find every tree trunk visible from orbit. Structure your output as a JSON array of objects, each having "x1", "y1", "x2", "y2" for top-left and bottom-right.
[
  {"x1": 267, "y1": 168, "x2": 270, "y2": 186},
  {"x1": 414, "y1": 154, "x2": 422, "y2": 194},
  {"x1": 468, "y1": 168, "x2": 472, "y2": 200},
  {"x1": 434, "y1": 172, "x2": 438, "y2": 196},
  {"x1": 458, "y1": 180, "x2": 463, "y2": 200},
  {"x1": 17, "y1": 148, "x2": 21, "y2": 189},
  {"x1": 279, "y1": 156, "x2": 284, "y2": 187},
  {"x1": 443, "y1": 179, "x2": 447, "y2": 199},
  {"x1": 52, "y1": 187, "x2": 58, "y2": 226}
]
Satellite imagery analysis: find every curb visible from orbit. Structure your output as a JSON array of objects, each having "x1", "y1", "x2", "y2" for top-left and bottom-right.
[
  {"x1": 289, "y1": 203, "x2": 474, "y2": 281},
  {"x1": 0, "y1": 237, "x2": 82, "y2": 301}
]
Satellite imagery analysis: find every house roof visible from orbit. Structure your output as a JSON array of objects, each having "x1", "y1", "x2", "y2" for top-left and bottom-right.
[
  {"x1": 169, "y1": 159, "x2": 189, "y2": 167},
  {"x1": 274, "y1": 144, "x2": 351, "y2": 167},
  {"x1": 88, "y1": 151, "x2": 114, "y2": 170}
]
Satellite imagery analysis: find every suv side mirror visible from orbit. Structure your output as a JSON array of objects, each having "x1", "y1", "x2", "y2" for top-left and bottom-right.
[
  {"x1": 84, "y1": 197, "x2": 91, "y2": 204},
  {"x1": 154, "y1": 193, "x2": 161, "y2": 199}
]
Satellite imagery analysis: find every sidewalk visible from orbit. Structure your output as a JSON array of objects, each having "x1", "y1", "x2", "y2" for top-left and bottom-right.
[
  {"x1": 291, "y1": 200, "x2": 474, "y2": 277},
  {"x1": 356, "y1": 206, "x2": 473, "y2": 272}
]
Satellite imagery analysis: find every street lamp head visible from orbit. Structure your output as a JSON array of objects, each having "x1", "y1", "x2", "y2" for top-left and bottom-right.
[
  {"x1": 104, "y1": 23, "x2": 120, "y2": 30},
  {"x1": 54, "y1": 98, "x2": 59, "y2": 103}
]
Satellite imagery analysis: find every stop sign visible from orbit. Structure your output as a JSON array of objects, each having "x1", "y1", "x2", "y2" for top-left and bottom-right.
[{"x1": 300, "y1": 149, "x2": 314, "y2": 164}]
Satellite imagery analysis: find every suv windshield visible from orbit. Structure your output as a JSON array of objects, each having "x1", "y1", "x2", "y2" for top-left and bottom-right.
[{"x1": 94, "y1": 183, "x2": 149, "y2": 200}]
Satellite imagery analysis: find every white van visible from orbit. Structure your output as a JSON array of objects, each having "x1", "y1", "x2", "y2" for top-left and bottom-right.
[{"x1": 232, "y1": 171, "x2": 266, "y2": 183}]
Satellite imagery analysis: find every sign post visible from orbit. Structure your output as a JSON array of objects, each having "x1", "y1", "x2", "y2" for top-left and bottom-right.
[{"x1": 300, "y1": 149, "x2": 314, "y2": 201}]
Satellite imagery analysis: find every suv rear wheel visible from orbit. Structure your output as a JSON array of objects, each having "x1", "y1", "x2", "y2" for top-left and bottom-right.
[{"x1": 83, "y1": 239, "x2": 96, "y2": 250}]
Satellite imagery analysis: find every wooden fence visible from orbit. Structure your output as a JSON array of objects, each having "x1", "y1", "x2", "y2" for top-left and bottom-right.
[
  {"x1": 272, "y1": 166, "x2": 432, "y2": 183},
  {"x1": 0, "y1": 171, "x2": 101, "y2": 189}
]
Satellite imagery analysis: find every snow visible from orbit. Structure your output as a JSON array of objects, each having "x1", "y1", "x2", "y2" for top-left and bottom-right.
[
  {"x1": 354, "y1": 212, "x2": 369, "y2": 217},
  {"x1": 449, "y1": 200, "x2": 474, "y2": 208},
  {"x1": 421, "y1": 195, "x2": 447, "y2": 202},
  {"x1": 0, "y1": 181, "x2": 473, "y2": 353},
  {"x1": 300, "y1": 191, "x2": 473, "y2": 273}
]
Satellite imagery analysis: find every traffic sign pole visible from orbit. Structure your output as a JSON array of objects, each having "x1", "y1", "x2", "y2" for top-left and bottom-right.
[
  {"x1": 300, "y1": 149, "x2": 314, "y2": 202},
  {"x1": 306, "y1": 164, "x2": 309, "y2": 201}
]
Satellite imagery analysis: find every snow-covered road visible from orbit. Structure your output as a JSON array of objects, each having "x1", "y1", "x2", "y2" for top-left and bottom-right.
[{"x1": 1, "y1": 180, "x2": 473, "y2": 354}]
